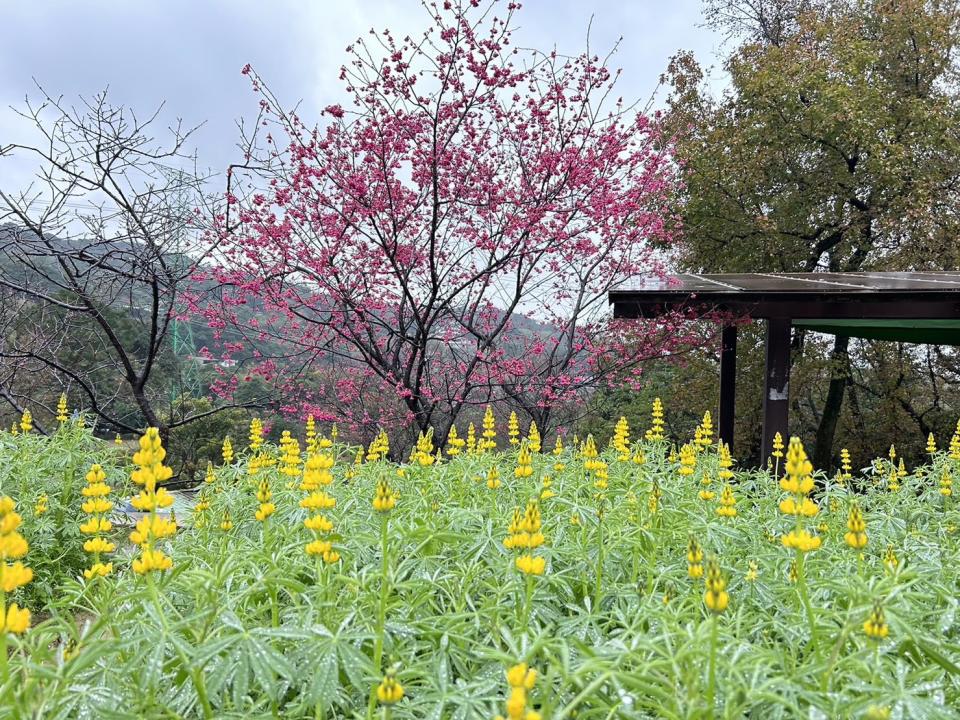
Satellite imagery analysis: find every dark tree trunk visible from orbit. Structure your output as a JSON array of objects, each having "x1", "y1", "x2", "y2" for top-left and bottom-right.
[{"x1": 813, "y1": 334, "x2": 850, "y2": 470}]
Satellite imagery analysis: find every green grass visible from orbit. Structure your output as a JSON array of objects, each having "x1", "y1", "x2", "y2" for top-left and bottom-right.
[{"x1": 1, "y1": 419, "x2": 959, "y2": 719}]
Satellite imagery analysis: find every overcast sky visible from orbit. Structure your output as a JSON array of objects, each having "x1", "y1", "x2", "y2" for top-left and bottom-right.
[{"x1": 1, "y1": 0, "x2": 722, "y2": 192}]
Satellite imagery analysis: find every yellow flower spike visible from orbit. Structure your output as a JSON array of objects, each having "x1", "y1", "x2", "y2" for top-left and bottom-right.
[
  {"x1": 466, "y1": 423, "x2": 477, "y2": 455},
  {"x1": 446, "y1": 424, "x2": 465, "y2": 456},
  {"x1": 940, "y1": 470, "x2": 953, "y2": 497},
  {"x1": 844, "y1": 503, "x2": 868, "y2": 549},
  {"x1": 696, "y1": 411, "x2": 713, "y2": 448},
  {"x1": 248, "y1": 418, "x2": 264, "y2": 451},
  {"x1": 527, "y1": 421, "x2": 541, "y2": 453},
  {"x1": 515, "y1": 554, "x2": 546, "y2": 575},
  {"x1": 220, "y1": 512, "x2": 234, "y2": 531},
  {"x1": 495, "y1": 662, "x2": 539, "y2": 720},
  {"x1": 515, "y1": 441, "x2": 533, "y2": 478},
  {"x1": 746, "y1": 560, "x2": 759, "y2": 582},
  {"x1": 19, "y1": 410, "x2": 33, "y2": 434},
  {"x1": 645, "y1": 397, "x2": 665, "y2": 441},
  {"x1": 840, "y1": 448, "x2": 853, "y2": 483},
  {"x1": 677, "y1": 443, "x2": 697, "y2": 476},
  {"x1": 1, "y1": 603, "x2": 30, "y2": 634},
  {"x1": 83, "y1": 537, "x2": 117, "y2": 554},
  {"x1": 487, "y1": 466, "x2": 502, "y2": 490},
  {"x1": 883, "y1": 544, "x2": 899, "y2": 571},
  {"x1": 687, "y1": 536, "x2": 704, "y2": 579},
  {"x1": 703, "y1": 556, "x2": 729, "y2": 613},
  {"x1": 376, "y1": 669, "x2": 404, "y2": 706},
  {"x1": 927, "y1": 433, "x2": 937, "y2": 456},
  {"x1": 887, "y1": 468, "x2": 900, "y2": 492},
  {"x1": 83, "y1": 562, "x2": 113, "y2": 580},
  {"x1": 373, "y1": 477, "x2": 398, "y2": 512},
  {"x1": 508, "y1": 411, "x2": 520, "y2": 446},
  {"x1": 300, "y1": 491, "x2": 336, "y2": 511},
  {"x1": 304, "y1": 514, "x2": 334, "y2": 533},
  {"x1": 128, "y1": 429, "x2": 175, "y2": 575},
  {"x1": 132, "y1": 548, "x2": 172, "y2": 575},
  {"x1": 222, "y1": 436, "x2": 234, "y2": 464},
  {"x1": 772, "y1": 432, "x2": 785, "y2": 459},
  {"x1": 366, "y1": 429, "x2": 390, "y2": 462},
  {"x1": 0, "y1": 562, "x2": 33, "y2": 593},
  {"x1": 716, "y1": 484, "x2": 737, "y2": 517},
  {"x1": 950, "y1": 421, "x2": 960, "y2": 460},
  {"x1": 414, "y1": 428, "x2": 436, "y2": 466},
  {"x1": 718, "y1": 442, "x2": 735, "y2": 480},
  {"x1": 481, "y1": 405, "x2": 497, "y2": 451},
  {"x1": 781, "y1": 529, "x2": 822, "y2": 553},
  {"x1": 56, "y1": 393, "x2": 69, "y2": 423},
  {"x1": 863, "y1": 601, "x2": 889, "y2": 639},
  {"x1": 612, "y1": 416, "x2": 631, "y2": 458},
  {"x1": 80, "y1": 463, "x2": 116, "y2": 579}
]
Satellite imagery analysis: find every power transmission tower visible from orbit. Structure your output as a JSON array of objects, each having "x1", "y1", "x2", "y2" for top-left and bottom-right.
[{"x1": 157, "y1": 166, "x2": 206, "y2": 401}]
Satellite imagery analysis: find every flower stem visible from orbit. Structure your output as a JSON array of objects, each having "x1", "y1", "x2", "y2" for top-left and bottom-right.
[
  {"x1": 594, "y1": 511, "x2": 604, "y2": 608},
  {"x1": 0, "y1": 590, "x2": 8, "y2": 688},
  {"x1": 796, "y1": 551, "x2": 818, "y2": 652},
  {"x1": 522, "y1": 574, "x2": 534, "y2": 633},
  {"x1": 368, "y1": 513, "x2": 390, "y2": 718},
  {"x1": 706, "y1": 613, "x2": 718, "y2": 718},
  {"x1": 147, "y1": 574, "x2": 214, "y2": 719}
]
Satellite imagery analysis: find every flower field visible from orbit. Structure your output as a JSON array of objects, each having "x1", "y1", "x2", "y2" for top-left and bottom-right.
[{"x1": 2, "y1": 403, "x2": 960, "y2": 719}]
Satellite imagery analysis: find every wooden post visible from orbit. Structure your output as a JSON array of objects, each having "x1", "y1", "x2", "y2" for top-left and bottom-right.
[
  {"x1": 718, "y1": 324, "x2": 737, "y2": 453},
  {"x1": 761, "y1": 318, "x2": 792, "y2": 463}
]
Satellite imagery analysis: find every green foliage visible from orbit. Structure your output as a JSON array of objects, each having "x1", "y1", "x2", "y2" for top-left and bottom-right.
[
  {"x1": 652, "y1": 0, "x2": 960, "y2": 467},
  {"x1": 667, "y1": 0, "x2": 960, "y2": 273},
  {"x1": 167, "y1": 397, "x2": 252, "y2": 483},
  {"x1": 0, "y1": 421, "x2": 130, "y2": 607},
  {"x1": 1, "y1": 418, "x2": 960, "y2": 717}
]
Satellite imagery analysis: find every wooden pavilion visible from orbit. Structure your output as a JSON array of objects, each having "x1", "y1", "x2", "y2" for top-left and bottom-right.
[{"x1": 609, "y1": 272, "x2": 960, "y2": 460}]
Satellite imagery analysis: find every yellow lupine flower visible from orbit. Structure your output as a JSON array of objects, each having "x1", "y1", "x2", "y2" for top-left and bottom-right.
[
  {"x1": 300, "y1": 491, "x2": 336, "y2": 511},
  {"x1": 132, "y1": 548, "x2": 172, "y2": 575},
  {"x1": 704, "y1": 556, "x2": 729, "y2": 613},
  {"x1": 56, "y1": 393, "x2": 69, "y2": 423},
  {"x1": 255, "y1": 502, "x2": 276, "y2": 522},
  {"x1": 844, "y1": 503, "x2": 868, "y2": 549},
  {"x1": 782, "y1": 529, "x2": 822, "y2": 552},
  {"x1": 373, "y1": 478, "x2": 398, "y2": 512},
  {"x1": 83, "y1": 562, "x2": 113, "y2": 580},
  {"x1": 1, "y1": 603, "x2": 30, "y2": 634},
  {"x1": 80, "y1": 517, "x2": 112, "y2": 535},
  {"x1": 304, "y1": 514, "x2": 334, "y2": 532},
  {"x1": 129, "y1": 428, "x2": 175, "y2": 574},
  {"x1": 0, "y1": 562, "x2": 33, "y2": 592},
  {"x1": 515, "y1": 554, "x2": 546, "y2": 575},
  {"x1": 376, "y1": 670, "x2": 404, "y2": 705},
  {"x1": 863, "y1": 602, "x2": 889, "y2": 639},
  {"x1": 83, "y1": 537, "x2": 117, "y2": 554}
]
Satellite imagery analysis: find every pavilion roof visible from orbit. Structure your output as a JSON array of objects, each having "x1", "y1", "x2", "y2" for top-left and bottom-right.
[{"x1": 609, "y1": 271, "x2": 960, "y2": 344}]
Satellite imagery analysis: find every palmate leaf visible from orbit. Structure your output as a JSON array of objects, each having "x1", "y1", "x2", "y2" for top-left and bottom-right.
[{"x1": 306, "y1": 649, "x2": 339, "y2": 710}]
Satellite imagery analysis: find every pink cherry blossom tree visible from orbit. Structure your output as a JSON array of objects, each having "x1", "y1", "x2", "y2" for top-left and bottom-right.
[{"x1": 206, "y1": 0, "x2": 693, "y2": 442}]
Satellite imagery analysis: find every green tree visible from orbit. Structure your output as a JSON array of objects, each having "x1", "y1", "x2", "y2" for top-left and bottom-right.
[{"x1": 664, "y1": 0, "x2": 960, "y2": 466}]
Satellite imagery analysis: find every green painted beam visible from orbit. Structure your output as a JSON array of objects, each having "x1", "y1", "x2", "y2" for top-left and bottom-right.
[{"x1": 793, "y1": 319, "x2": 960, "y2": 345}]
